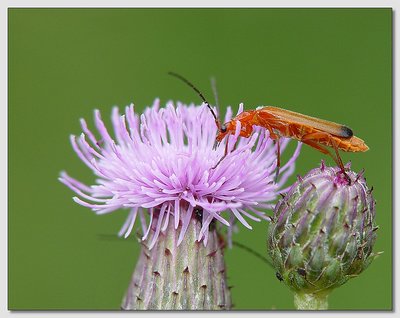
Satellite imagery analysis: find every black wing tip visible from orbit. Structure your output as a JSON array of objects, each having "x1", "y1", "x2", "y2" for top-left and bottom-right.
[{"x1": 341, "y1": 126, "x2": 353, "y2": 138}]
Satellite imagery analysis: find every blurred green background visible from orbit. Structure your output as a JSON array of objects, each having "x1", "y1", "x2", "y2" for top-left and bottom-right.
[{"x1": 8, "y1": 8, "x2": 391, "y2": 310}]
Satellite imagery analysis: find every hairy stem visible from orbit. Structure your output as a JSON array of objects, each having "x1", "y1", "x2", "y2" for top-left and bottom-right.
[
  {"x1": 294, "y1": 292, "x2": 329, "y2": 310},
  {"x1": 121, "y1": 217, "x2": 231, "y2": 310}
]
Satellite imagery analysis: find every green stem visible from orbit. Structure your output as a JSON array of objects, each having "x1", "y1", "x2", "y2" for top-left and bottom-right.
[{"x1": 294, "y1": 292, "x2": 329, "y2": 310}]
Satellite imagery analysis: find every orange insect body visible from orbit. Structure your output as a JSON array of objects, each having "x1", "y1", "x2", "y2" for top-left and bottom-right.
[
  {"x1": 217, "y1": 106, "x2": 368, "y2": 152},
  {"x1": 216, "y1": 106, "x2": 369, "y2": 172}
]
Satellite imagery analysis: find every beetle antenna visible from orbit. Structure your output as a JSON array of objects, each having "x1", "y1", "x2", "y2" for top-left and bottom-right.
[{"x1": 168, "y1": 72, "x2": 220, "y2": 128}]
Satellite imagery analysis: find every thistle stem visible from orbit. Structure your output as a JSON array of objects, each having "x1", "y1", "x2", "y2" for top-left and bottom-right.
[
  {"x1": 121, "y1": 217, "x2": 231, "y2": 310},
  {"x1": 293, "y1": 292, "x2": 329, "y2": 310}
]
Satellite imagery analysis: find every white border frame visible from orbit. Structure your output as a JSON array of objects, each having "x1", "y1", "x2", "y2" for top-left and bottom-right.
[{"x1": 3, "y1": 1, "x2": 397, "y2": 317}]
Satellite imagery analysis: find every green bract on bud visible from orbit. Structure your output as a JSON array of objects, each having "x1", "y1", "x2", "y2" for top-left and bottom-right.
[{"x1": 267, "y1": 161, "x2": 380, "y2": 309}]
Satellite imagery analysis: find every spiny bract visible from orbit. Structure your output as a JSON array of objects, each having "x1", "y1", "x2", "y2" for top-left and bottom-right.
[{"x1": 268, "y1": 161, "x2": 379, "y2": 294}]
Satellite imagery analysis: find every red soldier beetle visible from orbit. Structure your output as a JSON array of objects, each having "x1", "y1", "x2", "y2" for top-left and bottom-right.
[{"x1": 168, "y1": 72, "x2": 369, "y2": 181}]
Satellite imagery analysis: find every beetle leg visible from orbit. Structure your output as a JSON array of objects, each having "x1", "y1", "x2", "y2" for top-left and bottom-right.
[
  {"x1": 261, "y1": 124, "x2": 281, "y2": 182},
  {"x1": 301, "y1": 132, "x2": 346, "y2": 173},
  {"x1": 301, "y1": 139, "x2": 334, "y2": 159},
  {"x1": 212, "y1": 124, "x2": 251, "y2": 170},
  {"x1": 241, "y1": 124, "x2": 254, "y2": 138},
  {"x1": 232, "y1": 138, "x2": 239, "y2": 152},
  {"x1": 268, "y1": 130, "x2": 279, "y2": 140},
  {"x1": 302, "y1": 138, "x2": 350, "y2": 184},
  {"x1": 274, "y1": 137, "x2": 281, "y2": 182},
  {"x1": 212, "y1": 134, "x2": 231, "y2": 169},
  {"x1": 331, "y1": 141, "x2": 345, "y2": 173}
]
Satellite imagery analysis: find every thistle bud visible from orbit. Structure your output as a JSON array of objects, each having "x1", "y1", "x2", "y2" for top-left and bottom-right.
[{"x1": 267, "y1": 161, "x2": 379, "y2": 310}]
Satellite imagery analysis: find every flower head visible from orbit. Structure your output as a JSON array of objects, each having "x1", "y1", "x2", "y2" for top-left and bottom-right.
[
  {"x1": 60, "y1": 99, "x2": 301, "y2": 249},
  {"x1": 268, "y1": 161, "x2": 379, "y2": 297}
]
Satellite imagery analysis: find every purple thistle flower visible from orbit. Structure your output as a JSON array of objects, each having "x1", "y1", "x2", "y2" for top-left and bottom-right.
[{"x1": 60, "y1": 99, "x2": 302, "y2": 249}]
